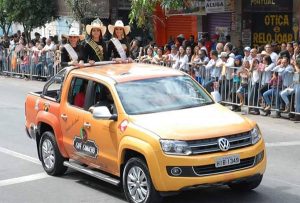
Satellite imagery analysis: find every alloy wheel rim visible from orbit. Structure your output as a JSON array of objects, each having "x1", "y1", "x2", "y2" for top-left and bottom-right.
[
  {"x1": 127, "y1": 166, "x2": 149, "y2": 203},
  {"x1": 42, "y1": 139, "x2": 55, "y2": 170}
]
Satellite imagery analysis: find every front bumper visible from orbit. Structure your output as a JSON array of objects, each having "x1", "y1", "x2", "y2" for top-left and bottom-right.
[{"x1": 151, "y1": 139, "x2": 266, "y2": 191}]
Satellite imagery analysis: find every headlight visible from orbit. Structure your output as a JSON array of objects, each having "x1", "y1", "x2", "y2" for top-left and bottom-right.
[
  {"x1": 251, "y1": 126, "x2": 261, "y2": 145},
  {"x1": 160, "y1": 139, "x2": 192, "y2": 155}
]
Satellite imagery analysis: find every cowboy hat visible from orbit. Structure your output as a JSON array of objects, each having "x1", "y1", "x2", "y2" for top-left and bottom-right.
[
  {"x1": 62, "y1": 27, "x2": 84, "y2": 41},
  {"x1": 108, "y1": 20, "x2": 130, "y2": 36},
  {"x1": 86, "y1": 18, "x2": 106, "y2": 36}
]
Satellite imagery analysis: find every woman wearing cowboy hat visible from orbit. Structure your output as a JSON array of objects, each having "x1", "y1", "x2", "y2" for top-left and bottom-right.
[
  {"x1": 107, "y1": 20, "x2": 131, "y2": 61},
  {"x1": 84, "y1": 18, "x2": 107, "y2": 64},
  {"x1": 61, "y1": 27, "x2": 85, "y2": 68}
]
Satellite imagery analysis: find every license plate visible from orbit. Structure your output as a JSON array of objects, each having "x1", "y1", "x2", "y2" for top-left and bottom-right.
[{"x1": 215, "y1": 154, "x2": 240, "y2": 168}]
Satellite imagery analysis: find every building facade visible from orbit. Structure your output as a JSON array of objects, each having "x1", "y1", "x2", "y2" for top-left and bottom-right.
[{"x1": 154, "y1": 0, "x2": 300, "y2": 48}]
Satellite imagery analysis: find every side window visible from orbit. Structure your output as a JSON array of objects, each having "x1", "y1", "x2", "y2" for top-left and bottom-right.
[
  {"x1": 44, "y1": 80, "x2": 63, "y2": 101},
  {"x1": 68, "y1": 77, "x2": 89, "y2": 108},
  {"x1": 90, "y1": 82, "x2": 116, "y2": 114},
  {"x1": 43, "y1": 68, "x2": 67, "y2": 101}
]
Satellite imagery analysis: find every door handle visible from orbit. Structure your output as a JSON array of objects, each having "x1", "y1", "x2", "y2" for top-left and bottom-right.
[
  {"x1": 83, "y1": 122, "x2": 91, "y2": 129},
  {"x1": 61, "y1": 114, "x2": 68, "y2": 121}
]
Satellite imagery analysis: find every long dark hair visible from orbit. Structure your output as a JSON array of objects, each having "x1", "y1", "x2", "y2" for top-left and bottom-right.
[
  {"x1": 91, "y1": 28, "x2": 103, "y2": 41},
  {"x1": 113, "y1": 29, "x2": 126, "y2": 39},
  {"x1": 263, "y1": 55, "x2": 272, "y2": 65}
]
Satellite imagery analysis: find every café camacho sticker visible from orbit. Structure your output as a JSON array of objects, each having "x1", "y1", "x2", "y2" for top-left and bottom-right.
[{"x1": 73, "y1": 128, "x2": 98, "y2": 158}]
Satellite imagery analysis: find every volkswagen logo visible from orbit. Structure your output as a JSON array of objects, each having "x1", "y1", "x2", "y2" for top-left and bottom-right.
[{"x1": 218, "y1": 138, "x2": 230, "y2": 151}]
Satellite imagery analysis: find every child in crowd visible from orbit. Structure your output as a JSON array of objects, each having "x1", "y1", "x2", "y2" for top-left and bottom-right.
[
  {"x1": 236, "y1": 60, "x2": 250, "y2": 106},
  {"x1": 140, "y1": 47, "x2": 153, "y2": 63},
  {"x1": 20, "y1": 52, "x2": 29, "y2": 79},
  {"x1": 231, "y1": 55, "x2": 243, "y2": 111},
  {"x1": 152, "y1": 47, "x2": 166, "y2": 65}
]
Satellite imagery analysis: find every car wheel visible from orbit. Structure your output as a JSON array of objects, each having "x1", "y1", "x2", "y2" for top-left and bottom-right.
[
  {"x1": 39, "y1": 131, "x2": 67, "y2": 176},
  {"x1": 228, "y1": 174, "x2": 263, "y2": 191},
  {"x1": 123, "y1": 157, "x2": 162, "y2": 203}
]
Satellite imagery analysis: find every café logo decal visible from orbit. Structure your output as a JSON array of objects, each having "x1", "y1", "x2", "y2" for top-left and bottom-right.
[{"x1": 73, "y1": 128, "x2": 98, "y2": 158}]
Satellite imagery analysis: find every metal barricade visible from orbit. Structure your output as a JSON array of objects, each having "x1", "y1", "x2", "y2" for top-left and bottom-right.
[
  {"x1": 1, "y1": 48, "x2": 61, "y2": 80},
  {"x1": 217, "y1": 65, "x2": 300, "y2": 118}
]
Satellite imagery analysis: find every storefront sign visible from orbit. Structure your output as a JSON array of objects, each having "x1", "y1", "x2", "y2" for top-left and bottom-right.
[
  {"x1": 165, "y1": 0, "x2": 235, "y2": 16},
  {"x1": 165, "y1": 0, "x2": 206, "y2": 16},
  {"x1": 252, "y1": 13, "x2": 294, "y2": 47},
  {"x1": 242, "y1": 0, "x2": 292, "y2": 12},
  {"x1": 242, "y1": 29, "x2": 252, "y2": 47},
  {"x1": 205, "y1": 0, "x2": 234, "y2": 13}
]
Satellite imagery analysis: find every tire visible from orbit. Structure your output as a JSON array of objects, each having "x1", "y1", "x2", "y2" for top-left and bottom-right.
[
  {"x1": 39, "y1": 131, "x2": 68, "y2": 176},
  {"x1": 228, "y1": 174, "x2": 263, "y2": 192},
  {"x1": 123, "y1": 157, "x2": 162, "y2": 203}
]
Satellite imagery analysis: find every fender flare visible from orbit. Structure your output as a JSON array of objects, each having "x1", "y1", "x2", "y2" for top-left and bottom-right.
[
  {"x1": 36, "y1": 111, "x2": 68, "y2": 158},
  {"x1": 118, "y1": 136, "x2": 166, "y2": 191}
]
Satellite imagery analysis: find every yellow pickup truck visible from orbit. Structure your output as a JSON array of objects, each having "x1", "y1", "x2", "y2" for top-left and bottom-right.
[{"x1": 25, "y1": 62, "x2": 266, "y2": 203}]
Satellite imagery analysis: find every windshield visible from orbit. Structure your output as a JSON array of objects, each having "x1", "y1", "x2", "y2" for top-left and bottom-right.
[{"x1": 116, "y1": 76, "x2": 214, "y2": 115}]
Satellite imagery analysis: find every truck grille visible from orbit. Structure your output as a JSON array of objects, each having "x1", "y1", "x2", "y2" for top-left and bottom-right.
[
  {"x1": 187, "y1": 131, "x2": 252, "y2": 155},
  {"x1": 193, "y1": 156, "x2": 255, "y2": 176}
]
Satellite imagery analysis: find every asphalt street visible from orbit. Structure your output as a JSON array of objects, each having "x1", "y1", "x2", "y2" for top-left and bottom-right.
[{"x1": 0, "y1": 76, "x2": 300, "y2": 203}]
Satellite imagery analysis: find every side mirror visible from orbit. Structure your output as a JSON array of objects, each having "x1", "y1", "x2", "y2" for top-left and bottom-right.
[
  {"x1": 210, "y1": 90, "x2": 221, "y2": 103},
  {"x1": 90, "y1": 106, "x2": 117, "y2": 121}
]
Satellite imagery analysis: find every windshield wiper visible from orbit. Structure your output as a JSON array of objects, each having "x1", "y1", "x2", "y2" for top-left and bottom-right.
[{"x1": 199, "y1": 101, "x2": 214, "y2": 106}]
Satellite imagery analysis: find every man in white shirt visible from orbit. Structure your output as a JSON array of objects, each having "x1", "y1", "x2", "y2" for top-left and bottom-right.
[
  {"x1": 217, "y1": 52, "x2": 235, "y2": 101},
  {"x1": 43, "y1": 38, "x2": 56, "y2": 52},
  {"x1": 243, "y1": 46, "x2": 252, "y2": 62},
  {"x1": 42, "y1": 38, "x2": 56, "y2": 77},
  {"x1": 265, "y1": 44, "x2": 278, "y2": 63},
  {"x1": 204, "y1": 50, "x2": 221, "y2": 92}
]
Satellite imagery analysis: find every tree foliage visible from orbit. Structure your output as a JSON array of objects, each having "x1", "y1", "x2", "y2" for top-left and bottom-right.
[
  {"x1": 65, "y1": 0, "x2": 90, "y2": 22},
  {"x1": 0, "y1": 0, "x2": 16, "y2": 36},
  {"x1": 12, "y1": 0, "x2": 56, "y2": 32},
  {"x1": 65, "y1": 0, "x2": 102, "y2": 24},
  {"x1": 0, "y1": 0, "x2": 56, "y2": 39},
  {"x1": 129, "y1": 0, "x2": 183, "y2": 28}
]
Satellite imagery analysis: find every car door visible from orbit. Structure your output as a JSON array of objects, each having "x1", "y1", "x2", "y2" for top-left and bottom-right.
[
  {"x1": 82, "y1": 81, "x2": 119, "y2": 174},
  {"x1": 60, "y1": 75, "x2": 91, "y2": 161}
]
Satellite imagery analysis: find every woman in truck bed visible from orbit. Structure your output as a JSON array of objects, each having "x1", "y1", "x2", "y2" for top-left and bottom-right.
[{"x1": 60, "y1": 27, "x2": 85, "y2": 68}]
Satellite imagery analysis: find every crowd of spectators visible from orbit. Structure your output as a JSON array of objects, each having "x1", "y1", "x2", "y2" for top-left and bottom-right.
[
  {"x1": 0, "y1": 30, "x2": 299, "y2": 121},
  {"x1": 134, "y1": 34, "x2": 300, "y2": 121},
  {"x1": 0, "y1": 31, "x2": 59, "y2": 79}
]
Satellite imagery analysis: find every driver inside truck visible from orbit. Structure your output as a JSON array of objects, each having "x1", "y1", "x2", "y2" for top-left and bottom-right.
[{"x1": 94, "y1": 84, "x2": 116, "y2": 114}]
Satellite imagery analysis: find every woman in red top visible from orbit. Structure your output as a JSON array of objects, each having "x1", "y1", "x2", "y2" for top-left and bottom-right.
[{"x1": 74, "y1": 82, "x2": 88, "y2": 108}]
